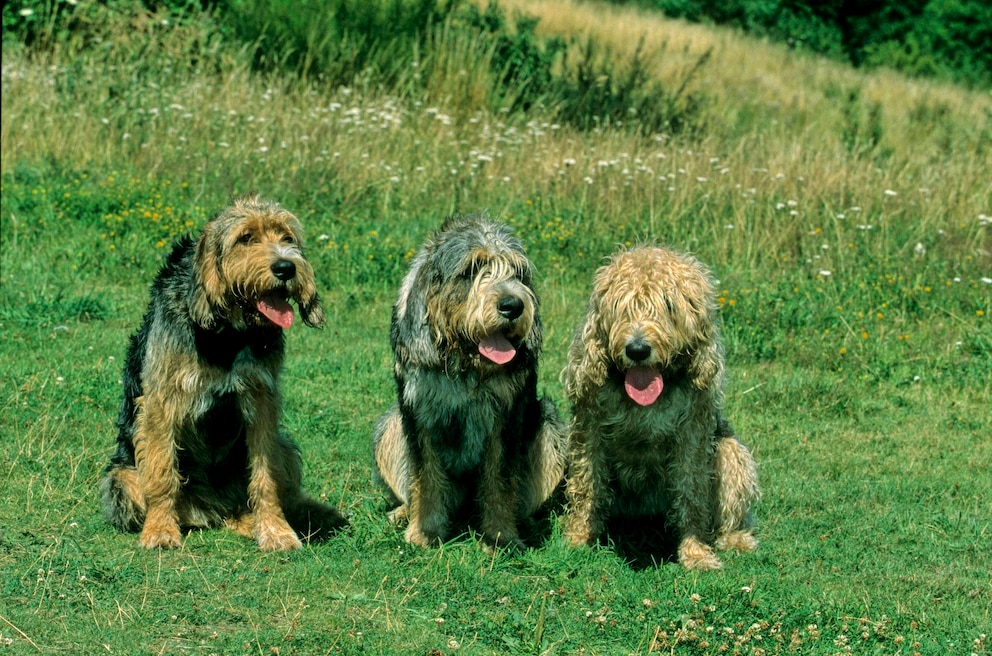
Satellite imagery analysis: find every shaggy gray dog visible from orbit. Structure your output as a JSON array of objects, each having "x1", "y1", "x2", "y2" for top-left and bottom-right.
[{"x1": 373, "y1": 214, "x2": 565, "y2": 551}]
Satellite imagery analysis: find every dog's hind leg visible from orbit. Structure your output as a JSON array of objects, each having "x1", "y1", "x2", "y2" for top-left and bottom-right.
[
  {"x1": 372, "y1": 404, "x2": 413, "y2": 523},
  {"x1": 100, "y1": 462, "x2": 146, "y2": 533},
  {"x1": 713, "y1": 436, "x2": 759, "y2": 553}
]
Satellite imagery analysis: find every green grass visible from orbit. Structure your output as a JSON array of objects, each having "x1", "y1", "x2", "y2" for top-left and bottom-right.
[
  {"x1": 2, "y1": 164, "x2": 988, "y2": 656},
  {"x1": 1, "y1": 1, "x2": 990, "y2": 654}
]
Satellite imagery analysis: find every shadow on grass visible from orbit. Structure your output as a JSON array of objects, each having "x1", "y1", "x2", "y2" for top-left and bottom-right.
[
  {"x1": 600, "y1": 514, "x2": 680, "y2": 570},
  {"x1": 375, "y1": 482, "x2": 566, "y2": 552}
]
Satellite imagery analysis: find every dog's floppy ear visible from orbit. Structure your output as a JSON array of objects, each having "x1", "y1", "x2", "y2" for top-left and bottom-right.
[
  {"x1": 525, "y1": 310, "x2": 544, "y2": 355},
  {"x1": 562, "y1": 294, "x2": 609, "y2": 402},
  {"x1": 688, "y1": 311, "x2": 725, "y2": 391},
  {"x1": 299, "y1": 291, "x2": 325, "y2": 328},
  {"x1": 190, "y1": 220, "x2": 227, "y2": 329},
  {"x1": 288, "y1": 224, "x2": 325, "y2": 329},
  {"x1": 392, "y1": 253, "x2": 442, "y2": 368},
  {"x1": 682, "y1": 263, "x2": 725, "y2": 392}
]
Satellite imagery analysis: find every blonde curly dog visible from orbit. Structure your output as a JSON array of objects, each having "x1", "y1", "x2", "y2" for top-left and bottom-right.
[{"x1": 562, "y1": 246, "x2": 759, "y2": 570}]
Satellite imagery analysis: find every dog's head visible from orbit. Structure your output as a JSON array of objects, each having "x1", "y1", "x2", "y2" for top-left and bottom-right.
[
  {"x1": 189, "y1": 193, "x2": 324, "y2": 330},
  {"x1": 394, "y1": 214, "x2": 540, "y2": 369},
  {"x1": 564, "y1": 246, "x2": 723, "y2": 405}
]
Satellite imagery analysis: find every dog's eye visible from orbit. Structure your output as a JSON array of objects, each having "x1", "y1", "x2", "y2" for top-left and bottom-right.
[
  {"x1": 281, "y1": 234, "x2": 296, "y2": 245},
  {"x1": 237, "y1": 232, "x2": 253, "y2": 245}
]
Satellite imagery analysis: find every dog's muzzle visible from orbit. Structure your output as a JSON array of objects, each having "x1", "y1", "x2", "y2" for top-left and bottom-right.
[
  {"x1": 621, "y1": 338, "x2": 663, "y2": 406},
  {"x1": 271, "y1": 259, "x2": 297, "y2": 282},
  {"x1": 497, "y1": 295, "x2": 524, "y2": 321},
  {"x1": 624, "y1": 339, "x2": 652, "y2": 363}
]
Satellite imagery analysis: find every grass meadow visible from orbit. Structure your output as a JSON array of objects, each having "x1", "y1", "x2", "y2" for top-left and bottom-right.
[{"x1": 1, "y1": 0, "x2": 990, "y2": 653}]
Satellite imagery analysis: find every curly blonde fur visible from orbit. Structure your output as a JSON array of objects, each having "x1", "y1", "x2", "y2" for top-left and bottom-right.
[{"x1": 562, "y1": 246, "x2": 759, "y2": 570}]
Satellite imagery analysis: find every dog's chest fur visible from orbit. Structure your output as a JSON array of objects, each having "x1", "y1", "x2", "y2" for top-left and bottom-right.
[
  {"x1": 188, "y1": 344, "x2": 279, "y2": 420},
  {"x1": 139, "y1": 313, "x2": 284, "y2": 431},
  {"x1": 588, "y1": 381, "x2": 715, "y2": 508},
  {"x1": 401, "y1": 366, "x2": 525, "y2": 474}
]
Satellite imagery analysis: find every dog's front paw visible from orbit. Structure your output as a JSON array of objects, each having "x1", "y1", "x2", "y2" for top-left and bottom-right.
[
  {"x1": 256, "y1": 522, "x2": 302, "y2": 551},
  {"x1": 483, "y1": 531, "x2": 526, "y2": 554},
  {"x1": 224, "y1": 513, "x2": 256, "y2": 538},
  {"x1": 139, "y1": 528, "x2": 183, "y2": 550},
  {"x1": 387, "y1": 504, "x2": 409, "y2": 526},
  {"x1": 562, "y1": 515, "x2": 597, "y2": 547},
  {"x1": 563, "y1": 529, "x2": 594, "y2": 547},
  {"x1": 716, "y1": 530, "x2": 758, "y2": 553},
  {"x1": 139, "y1": 512, "x2": 182, "y2": 549},
  {"x1": 405, "y1": 523, "x2": 443, "y2": 548},
  {"x1": 678, "y1": 536, "x2": 723, "y2": 570}
]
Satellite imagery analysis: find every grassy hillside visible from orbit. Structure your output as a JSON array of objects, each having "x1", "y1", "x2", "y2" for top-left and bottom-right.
[{"x1": 1, "y1": 1, "x2": 989, "y2": 653}]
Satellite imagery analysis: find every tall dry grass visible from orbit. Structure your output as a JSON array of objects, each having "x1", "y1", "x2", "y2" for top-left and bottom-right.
[
  {"x1": 2, "y1": 0, "x2": 989, "y2": 282},
  {"x1": 498, "y1": 1, "x2": 990, "y2": 139}
]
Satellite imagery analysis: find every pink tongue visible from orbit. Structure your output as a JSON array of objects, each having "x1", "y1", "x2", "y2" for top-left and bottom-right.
[
  {"x1": 625, "y1": 366, "x2": 663, "y2": 406},
  {"x1": 257, "y1": 292, "x2": 295, "y2": 329},
  {"x1": 479, "y1": 333, "x2": 516, "y2": 365}
]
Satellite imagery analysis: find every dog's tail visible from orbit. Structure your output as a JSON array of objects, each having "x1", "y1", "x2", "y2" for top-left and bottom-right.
[
  {"x1": 284, "y1": 496, "x2": 349, "y2": 543},
  {"x1": 100, "y1": 462, "x2": 146, "y2": 533},
  {"x1": 371, "y1": 403, "x2": 411, "y2": 509}
]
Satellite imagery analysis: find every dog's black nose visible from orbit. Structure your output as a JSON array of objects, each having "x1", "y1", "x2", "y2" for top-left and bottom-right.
[
  {"x1": 271, "y1": 259, "x2": 297, "y2": 281},
  {"x1": 625, "y1": 340, "x2": 652, "y2": 362},
  {"x1": 497, "y1": 295, "x2": 524, "y2": 320}
]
